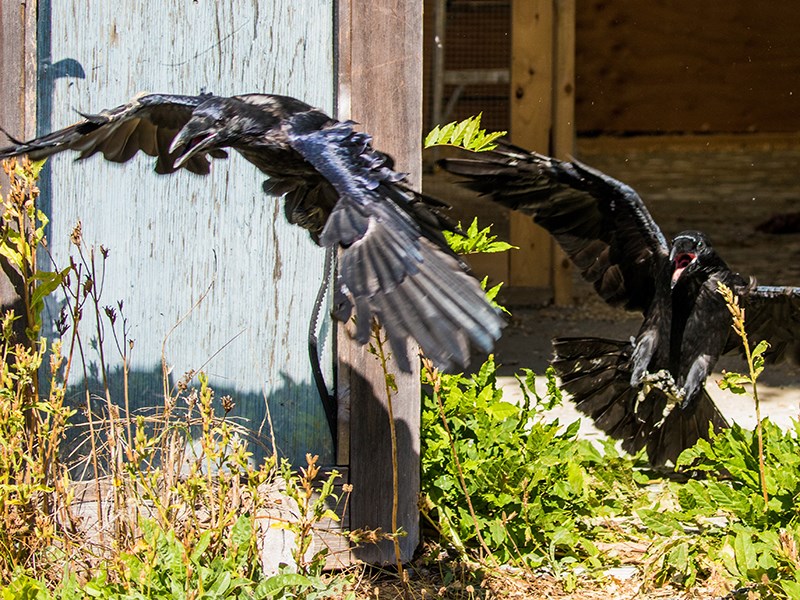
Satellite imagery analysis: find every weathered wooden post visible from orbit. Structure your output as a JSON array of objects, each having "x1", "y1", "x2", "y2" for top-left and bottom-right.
[
  {"x1": 509, "y1": 0, "x2": 574, "y2": 304},
  {"x1": 0, "y1": 0, "x2": 37, "y2": 342},
  {"x1": 4, "y1": 0, "x2": 425, "y2": 567},
  {"x1": 337, "y1": 0, "x2": 423, "y2": 564}
]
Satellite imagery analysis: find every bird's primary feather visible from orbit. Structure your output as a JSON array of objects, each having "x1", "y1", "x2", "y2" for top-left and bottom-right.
[{"x1": 441, "y1": 142, "x2": 668, "y2": 312}]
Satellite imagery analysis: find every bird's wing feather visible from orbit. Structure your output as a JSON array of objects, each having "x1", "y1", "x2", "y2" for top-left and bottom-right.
[
  {"x1": 0, "y1": 93, "x2": 226, "y2": 175},
  {"x1": 439, "y1": 142, "x2": 670, "y2": 312},
  {"x1": 730, "y1": 284, "x2": 800, "y2": 364},
  {"x1": 286, "y1": 115, "x2": 504, "y2": 372}
]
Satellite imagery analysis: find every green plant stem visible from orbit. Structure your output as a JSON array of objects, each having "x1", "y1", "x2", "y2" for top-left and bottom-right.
[
  {"x1": 370, "y1": 321, "x2": 404, "y2": 578},
  {"x1": 427, "y1": 363, "x2": 496, "y2": 564},
  {"x1": 742, "y1": 326, "x2": 769, "y2": 508},
  {"x1": 120, "y1": 340, "x2": 133, "y2": 462},
  {"x1": 718, "y1": 282, "x2": 769, "y2": 509}
]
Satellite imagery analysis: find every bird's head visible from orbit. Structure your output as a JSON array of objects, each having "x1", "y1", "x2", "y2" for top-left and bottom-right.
[
  {"x1": 668, "y1": 230, "x2": 714, "y2": 288},
  {"x1": 169, "y1": 102, "x2": 239, "y2": 169}
]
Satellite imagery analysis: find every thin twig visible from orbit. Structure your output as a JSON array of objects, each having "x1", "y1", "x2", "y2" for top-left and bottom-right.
[{"x1": 370, "y1": 321, "x2": 405, "y2": 579}]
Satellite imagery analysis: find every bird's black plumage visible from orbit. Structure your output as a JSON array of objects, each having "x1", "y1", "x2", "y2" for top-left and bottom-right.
[
  {"x1": 0, "y1": 92, "x2": 505, "y2": 373},
  {"x1": 441, "y1": 141, "x2": 800, "y2": 465}
]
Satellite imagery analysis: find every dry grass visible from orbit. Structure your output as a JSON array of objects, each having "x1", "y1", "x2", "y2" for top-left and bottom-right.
[{"x1": 344, "y1": 555, "x2": 713, "y2": 600}]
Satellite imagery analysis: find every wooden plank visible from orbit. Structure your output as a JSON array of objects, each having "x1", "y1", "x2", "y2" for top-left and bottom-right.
[
  {"x1": 69, "y1": 468, "x2": 352, "y2": 571},
  {"x1": 337, "y1": 0, "x2": 421, "y2": 565},
  {"x1": 0, "y1": 0, "x2": 37, "y2": 343},
  {"x1": 442, "y1": 68, "x2": 509, "y2": 86},
  {"x1": 464, "y1": 251, "x2": 509, "y2": 287},
  {"x1": 575, "y1": 0, "x2": 800, "y2": 134},
  {"x1": 0, "y1": 0, "x2": 36, "y2": 140},
  {"x1": 509, "y1": 0, "x2": 553, "y2": 288},
  {"x1": 39, "y1": 1, "x2": 336, "y2": 468},
  {"x1": 551, "y1": 0, "x2": 575, "y2": 305}
]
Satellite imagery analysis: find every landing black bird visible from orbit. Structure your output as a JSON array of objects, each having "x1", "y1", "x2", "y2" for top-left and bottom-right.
[
  {"x1": 0, "y1": 92, "x2": 504, "y2": 373},
  {"x1": 441, "y1": 141, "x2": 800, "y2": 466}
]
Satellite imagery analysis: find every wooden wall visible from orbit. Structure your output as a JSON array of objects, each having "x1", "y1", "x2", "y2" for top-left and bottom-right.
[
  {"x1": 36, "y1": 0, "x2": 336, "y2": 467},
  {"x1": 3, "y1": 0, "x2": 426, "y2": 567},
  {"x1": 0, "y1": 0, "x2": 36, "y2": 140},
  {"x1": 338, "y1": 0, "x2": 422, "y2": 564},
  {"x1": 425, "y1": 0, "x2": 800, "y2": 135},
  {"x1": 0, "y1": 0, "x2": 36, "y2": 339},
  {"x1": 575, "y1": 0, "x2": 800, "y2": 134}
]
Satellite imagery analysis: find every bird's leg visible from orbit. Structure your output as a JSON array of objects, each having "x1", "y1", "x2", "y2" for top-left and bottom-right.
[
  {"x1": 680, "y1": 354, "x2": 713, "y2": 410},
  {"x1": 629, "y1": 331, "x2": 657, "y2": 388},
  {"x1": 634, "y1": 369, "x2": 686, "y2": 426}
]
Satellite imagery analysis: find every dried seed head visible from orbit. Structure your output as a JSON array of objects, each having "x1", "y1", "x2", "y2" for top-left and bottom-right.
[
  {"x1": 186, "y1": 389, "x2": 198, "y2": 409},
  {"x1": 177, "y1": 369, "x2": 195, "y2": 392},
  {"x1": 221, "y1": 395, "x2": 235, "y2": 413},
  {"x1": 70, "y1": 221, "x2": 82, "y2": 246},
  {"x1": 55, "y1": 306, "x2": 69, "y2": 337}
]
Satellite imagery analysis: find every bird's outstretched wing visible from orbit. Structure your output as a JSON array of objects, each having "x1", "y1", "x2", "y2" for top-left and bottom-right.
[
  {"x1": 0, "y1": 92, "x2": 504, "y2": 372},
  {"x1": 0, "y1": 93, "x2": 226, "y2": 175},
  {"x1": 286, "y1": 113, "x2": 505, "y2": 372},
  {"x1": 439, "y1": 142, "x2": 670, "y2": 312},
  {"x1": 728, "y1": 285, "x2": 800, "y2": 365}
]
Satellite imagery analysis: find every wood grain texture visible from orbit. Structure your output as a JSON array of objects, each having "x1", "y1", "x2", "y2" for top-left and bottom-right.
[
  {"x1": 0, "y1": 0, "x2": 36, "y2": 343},
  {"x1": 551, "y1": 0, "x2": 575, "y2": 305},
  {"x1": 1, "y1": 0, "x2": 36, "y2": 140},
  {"x1": 576, "y1": 0, "x2": 800, "y2": 133},
  {"x1": 36, "y1": 0, "x2": 336, "y2": 467},
  {"x1": 509, "y1": 0, "x2": 553, "y2": 288},
  {"x1": 337, "y1": 0, "x2": 422, "y2": 564}
]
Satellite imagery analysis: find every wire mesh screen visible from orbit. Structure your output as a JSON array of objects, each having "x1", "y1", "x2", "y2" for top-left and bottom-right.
[{"x1": 424, "y1": 0, "x2": 511, "y2": 135}]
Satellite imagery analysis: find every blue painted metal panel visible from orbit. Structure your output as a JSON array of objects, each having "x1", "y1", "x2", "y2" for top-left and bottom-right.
[{"x1": 37, "y1": 1, "x2": 335, "y2": 465}]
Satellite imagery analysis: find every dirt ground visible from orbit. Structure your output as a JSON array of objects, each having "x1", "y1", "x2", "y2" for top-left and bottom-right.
[{"x1": 425, "y1": 135, "x2": 800, "y2": 436}]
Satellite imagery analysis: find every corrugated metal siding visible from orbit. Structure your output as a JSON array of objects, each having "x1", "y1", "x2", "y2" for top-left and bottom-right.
[{"x1": 37, "y1": 1, "x2": 335, "y2": 466}]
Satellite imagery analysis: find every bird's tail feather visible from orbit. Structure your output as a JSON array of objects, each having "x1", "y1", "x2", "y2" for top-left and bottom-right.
[
  {"x1": 646, "y1": 388, "x2": 728, "y2": 467},
  {"x1": 552, "y1": 336, "x2": 728, "y2": 467},
  {"x1": 552, "y1": 337, "x2": 649, "y2": 454}
]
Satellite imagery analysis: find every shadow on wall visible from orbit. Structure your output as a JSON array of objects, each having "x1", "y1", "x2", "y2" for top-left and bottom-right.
[
  {"x1": 59, "y1": 364, "x2": 335, "y2": 477},
  {"x1": 342, "y1": 361, "x2": 420, "y2": 564}
]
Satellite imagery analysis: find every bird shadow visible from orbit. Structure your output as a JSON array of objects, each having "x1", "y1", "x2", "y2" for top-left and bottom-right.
[{"x1": 58, "y1": 363, "x2": 335, "y2": 479}]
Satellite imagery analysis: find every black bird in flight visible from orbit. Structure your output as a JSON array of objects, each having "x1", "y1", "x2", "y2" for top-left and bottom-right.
[
  {"x1": 0, "y1": 92, "x2": 504, "y2": 373},
  {"x1": 441, "y1": 141, "x2": 800, "y2": 466}
]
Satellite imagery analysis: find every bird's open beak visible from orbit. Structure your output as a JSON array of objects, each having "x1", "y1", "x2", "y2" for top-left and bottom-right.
[
  {"x1": 671, "y1": 252, "x2": 696, "y2": 288},
  {"x1": 169, "y1": 129, "x2": 220, "y2": 169}
]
